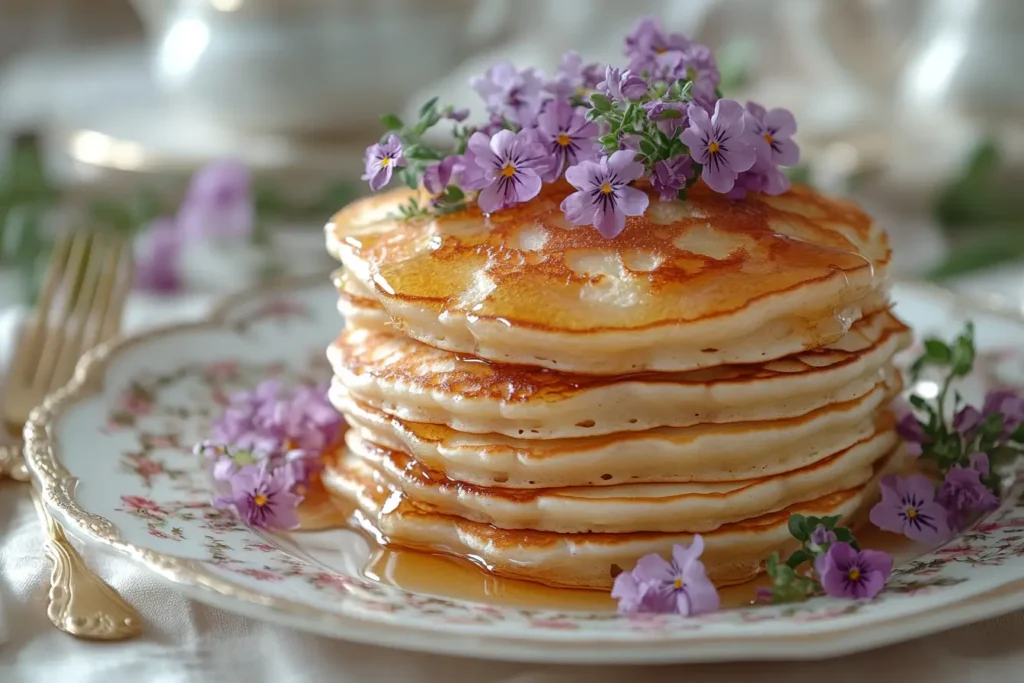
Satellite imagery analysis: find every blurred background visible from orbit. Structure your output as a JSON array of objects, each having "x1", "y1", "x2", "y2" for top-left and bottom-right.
[{"x1": 0, "y1": 0, "x2": 1023, "y2": 313}]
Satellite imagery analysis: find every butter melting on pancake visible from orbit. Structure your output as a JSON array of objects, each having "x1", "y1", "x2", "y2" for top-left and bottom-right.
[{"x1": 326, "y1": 182, "x2": 891, "y2": 375}]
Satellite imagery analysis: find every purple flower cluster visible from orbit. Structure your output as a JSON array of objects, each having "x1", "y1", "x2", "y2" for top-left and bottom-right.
[
  {"x1": 135, "y1": 160, "x2": 255, "y2": 295},
  {"x1": 361, "y1": 16, "x2": 801, "y2": 235},
  {"x1": 881, "y1": 387, "x2": 1021, "y2": 538},
  {"x1": 611, "y1": 536, "x2": 720, "y2": 616},
  {"x1": 196, "y1": 380, "x2": 343, "y2": 530}
]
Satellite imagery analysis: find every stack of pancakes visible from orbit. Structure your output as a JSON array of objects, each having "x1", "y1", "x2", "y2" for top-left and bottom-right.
[{"x1": 323, "y1": 182, "x2": 911, "y2": 590}]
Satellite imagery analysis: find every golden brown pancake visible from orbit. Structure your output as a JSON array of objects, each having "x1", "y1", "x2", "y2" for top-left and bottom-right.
[
  {"x1": 326, "y1": 182, "x2": 891, "y2": 374},
  {"x1": 343, "y1": 426, "x2": 898, "y2": 533},
  {"x1": 322, "y1": 445, "x2": 903, "y2": 589},
  {"x1": 333, "y1": 380, "x2": 898, "y2": 488},
  {"x1": 328, "y1": 309, "x2": 910, "y2": 437}
]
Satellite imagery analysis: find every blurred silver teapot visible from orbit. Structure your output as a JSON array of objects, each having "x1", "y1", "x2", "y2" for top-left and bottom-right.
[
  {"x1": 786, "y1": 0, "x2": 1024, "y2": 125},
  {"x1": 132, "y1": 0, "x2": 481, "y2": 136}
]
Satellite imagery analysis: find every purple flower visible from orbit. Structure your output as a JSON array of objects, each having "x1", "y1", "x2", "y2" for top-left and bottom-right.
[
  {"x1": 362, "y1": 134, "x2": 406, "y2": 192},
  {"x1": 650, "y1": 156, "x2": 694, "y2": 201},
  {"x1": 681, "y1": 99, "x2": 757, "y2": 194},
  {"x1": 651, "y1": 44, "x2": 720, "y2": 99},
  {"x1": 177, "y1": 160, "x2": 254, "y2": 240},
  {"x1": 610, "y1": 570, "x2": 644, "y2": 614},
  {"x1": 470, "y1": 62, "x2": 545, "y2": 126},
  {"x1": 982, "y1": 388, "x2": 1024, "y2": 436},
  {"x1": 624, "y1": 16, "x2": 690, "y2": 73},
  {"x1": 869, "y1": 474, "x2": 949, "y2": 542},
  {"x1": 423, "y1": 155, "x2": 460, "y2": 195},
  {"x1": 726, "y1": 162, "x2": 791, "y2": 201},
  {"x1": 939, "y1": 453, "x2": 999, "y2": 530},
  {"x1": 612, "y1": 536, "x2": 720, "y2": 615},
  {"x1": 210, "y1": 381, "x2": 341, "y2": 489},
  {"x1": 953, "y1": 405, "x2": 983, "y2": 437},
  {"x1": 215, "y1": 461, "x2": 301, "y2": 530},
  {"x1": 599, "y1": 66, "x2": 649, "y2": 102},
  {"x1": 535, "y1": 100, "x2": 600, "y2": 181},
  {"x1": 445, "y1": 108, "x2": 470, "y2": 122},
  {"x1": 545, "y1": 51, "x2": 602, "y2": 98},
  {"x1": 462, "y1": 130, "x2": 547, "y2": 214},
  {"x1": 896, "y1": 411, "x2": 929, "y2": 457},
  {"x1": 561, "y1": 150, "x2": 650, "y2": 238},
  {"x1": 814, "y1": 542, "x2": 892, "y2": 600},
  {"x1": 745, "y1": 102, "x2": 800, "y2": 168},
  {"x1": 810, "y1": 524, "x2": 838, "y2": 548},
  {"x1": 134, "y1": 217, "x2": 183, "y2": 294},
  {"x1": 643, "y1": 99, "x2": 688, "y2": 135}
]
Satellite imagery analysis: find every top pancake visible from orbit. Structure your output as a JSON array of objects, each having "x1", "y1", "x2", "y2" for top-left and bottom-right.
[{"x1": 327, "y1": 182, "x2": 891, "y2": 375}]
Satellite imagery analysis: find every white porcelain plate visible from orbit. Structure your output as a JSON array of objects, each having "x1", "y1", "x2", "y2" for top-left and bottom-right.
[{"x1": 24, "y1": 277, "x2": 1024, "y2": 664}]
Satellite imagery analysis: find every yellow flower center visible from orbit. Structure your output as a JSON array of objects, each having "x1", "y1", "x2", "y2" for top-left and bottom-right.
[
  {"x1": 501, "y1": 163, "x2": 517, "y2": 178},
  {"x1": 673, "y1": 578, "x2": 684, "y2": 590},
  {"x1": 557, "y1": 133, "x2": 572, "y2": 147},
  {"x1": 600, "y1": 182, "x2": 613, "y2": 194},
  {"x1": 764, "y1": 133, "x2": 774, "y2": 145},
  {"x1": 253, "y1": 493, "x2": 268, "y2": 507},
  {"x1": 906, "y1": 506, "x2": 918, "y2": 518},
  {"x1": 656, "y1": 47, "x2": 667, "y2": 55},
  {"x1": 848, "y1": 568, "x2": 861, "y2": 582},
  {"x1": 379, "y1": 157, "x2": 392, "y2": 167},
  {"x1": 708, "y1": 141, "x2": 720, "y2": 154}
]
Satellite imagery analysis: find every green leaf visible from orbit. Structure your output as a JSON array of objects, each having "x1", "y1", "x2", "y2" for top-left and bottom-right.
[
  {"x1": 978, "y1": 413, "x2": 1005, "y2": 445},
  {"x1": 786, "y1": 549, "x2": 813, "y2": 569},
  {"x1": 950, "y1": 324, "x2": 976, "y2": 376},
  {"x1": 772, "y1": 563, "x2": 797, "y2": 584},
  {"x1": 444, "y1": 185, "x2": 465, "y2": 202},
  {"x1": 788, "y1": 513, "x2": 809, "y2": 542},
  {"x1": 908, "y1": 394, "x2": 929, "y2": 411},
  {"x1": 584, "y1": 108, "x2": 602, "y2": 122},
  {"x1": 638, "y1": 138, "x2": 656, "y2": 156},
  {"x1": 924, "y1": 339, "x2": 952, "y2": 364},
  {"x1": 590, "y1": 93, "x2": 613, "y2": 112},
  {"x1": 766, "y1": 551, "x2": 779, "y2": 574},
  {"x1": 418, "y1": 97, "x2": 439, "y2": 119},
  {"x1": 380, "y1": 114, "x2": 404, "y2": 131},
  {"x1": 833, "y1": 527, "x2": 860, "y2": 551}
]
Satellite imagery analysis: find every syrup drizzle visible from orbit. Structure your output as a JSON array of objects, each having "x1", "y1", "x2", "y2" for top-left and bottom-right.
[{"x1": 290, "y1": 477, "x2": 921, "y2": 612}]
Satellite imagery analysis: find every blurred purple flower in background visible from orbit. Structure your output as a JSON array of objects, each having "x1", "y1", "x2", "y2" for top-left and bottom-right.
[
  {"x1": 177, "y1": 159, "x2": 254, "y2": 240},
  {"x1": 133, "y1": 217, "x2": 183, "y2": 294},
  {"x1": 470, "y1": 63, "x2": 546, "y2": 127}
]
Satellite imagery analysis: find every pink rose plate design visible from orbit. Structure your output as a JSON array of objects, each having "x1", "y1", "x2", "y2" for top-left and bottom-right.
[{"x1": 22, "y1": 277, "x2": 1024, "y2": 664}]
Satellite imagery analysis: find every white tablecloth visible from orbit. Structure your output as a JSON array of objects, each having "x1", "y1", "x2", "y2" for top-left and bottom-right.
[{"x1": 4, "y1": 269, "x2": 1024, "y2": 683}]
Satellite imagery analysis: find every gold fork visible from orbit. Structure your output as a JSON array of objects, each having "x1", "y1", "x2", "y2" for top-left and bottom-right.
[{"x1": 1, "y1": 229, "x2": 143, "y2": 640}]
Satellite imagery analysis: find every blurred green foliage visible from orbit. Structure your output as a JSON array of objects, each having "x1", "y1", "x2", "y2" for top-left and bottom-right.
[{"x1": 929, "y1": 139, "x2": 1024, "y2": 280}]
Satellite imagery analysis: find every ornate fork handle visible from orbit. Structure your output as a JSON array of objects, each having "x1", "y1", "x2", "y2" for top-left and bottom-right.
[{"x1": 29, "y1": 486, "x2": 143, "y2": 640}]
